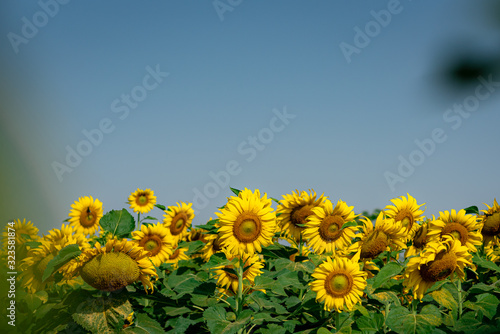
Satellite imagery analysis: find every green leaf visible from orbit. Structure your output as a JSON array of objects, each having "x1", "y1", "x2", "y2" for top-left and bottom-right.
[
  {"x1": 142, "y1": 216, "x2": 157, "y2": 221},
  {"x1": 431, "y1": 288, "x2": 458, "y2": 312},
  {"x1": 341, "y1": 220, "x2": 358, "y2": 229},
  {"x1": 163, "y1": 306, "x2": 191, "y2": 317},
  {"x1": 356, "y1": 313, "x2": 384, "y2": 334},
  {"x1": 463, "y1": 206, "x2": 479, "y2": 215},
  {"x1": 23, "y1": 290, "x2": 48, "y2": 312},
  {"x1": 463, "y1": 293, "x2": 500, "y2": 320},
  {"x1": 124, "y1": 313, "x2": 165, "y2": 334},
  {"x1": 42, "y1": 244, "x2": 81, "y2": 282},
  {"x1": 99, "y1": 209, "x2": 135, "y2": 237},
  {"x1": 473, "y1": 254, "x2": 500, "y2": 273},
  {"x1": 317, "y1": 328, "x2": 331, "y2": 334},
  {"x1": 386, "y1": 305, "x2": 442, "y2": 334},
  {"x1": 155, "y1": 204, "x2": 166, "y2": 210},
  {"x1": 230, "y1": 187, "x2": 241, "y2": 196},
  {"x1": 372, "y1": 262, "x2": 402, "y2": 289},
  {"x1": 72, "y1": 294, "x2": 133, "y2": 334},
  {"x1": 204, "y1": 305, "x2": 249, "y2": 334},
  {"x1": 469, "y1": 283, "x2": 498, "y2": 294},
  {"x1": 23, "y1": 241, "x2": 42, "y2": 248},
  {"x1": 371, "y1": 291, "x2": 401, "y2": 306}
]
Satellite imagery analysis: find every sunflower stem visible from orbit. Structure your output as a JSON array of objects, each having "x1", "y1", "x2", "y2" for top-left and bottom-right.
[
  {"x1": 236, "y1": 257, "x2": 244, "y2": 316},
  {"x1": 299, "y1": 233, "x2": 303, "y2": 257},
  {"x1": 137, "y1": 213, "x2": 141, "y2": 229},
  {"x1": 457, "y1": 279, "x2": 463, "y2": 319},
  {"x1": 335, "y1": 311, "x2": 341, "y2": 331}
]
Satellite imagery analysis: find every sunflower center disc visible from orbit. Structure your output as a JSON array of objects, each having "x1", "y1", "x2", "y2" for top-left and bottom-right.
[
  {"x1": 171, "y1": 213, "x2": 188, "y2": 235},
  {"x1": 234, "y1": 214, "x2": 261, "y2": 243},
  {"x1": 80, "y1": 209, "x2": 97, "y2": 227},
  {"x1": 442, "y1": 223, "x2": 468, "y2": 245},
  {"x1": 170, "y1": 248, "x2": 180, "y2": 260},
  {"x1": 81, "y1": 252, "x2": 140, "y2": 292},
  {"x1": 326, "y1": 272, "x2": 352, "y2": 297},
  {"x1": 291, "y1": 205, "x2": 314, "y2": 228},
  {"x1": 138, "y1": 195, "x2": 147, "y2": 205},
  {"x1": 483, "y1": 212, "x2": 500, "y2": 236},
  {"x1": 413, "y1": 225, "x2": 428, "y2": 249},
  {"x1": 420, "y1": 251, "x2": 457, "y2": 282},
  {"x1": 360, "y1": 230, "x2": 389, "y2": 259},
  {"x1": 319, "y1": 215, "x2": 344, "y2": 241},
  {"x1": 144, "y1": 238, "x2": 160, "y2": 254},
  {"x1": 395, "y1": 210, "x2": 414, "y2": 230}
]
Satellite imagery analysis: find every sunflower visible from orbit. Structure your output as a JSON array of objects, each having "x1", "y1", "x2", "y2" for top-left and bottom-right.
[
  {"x1": 132, "y1": 222, "x2": 173, "y2": 267},
  {"x1": 427, "y1": 209, "x2": 482, "y2": 253},
  {"x1": 403, "y1": 236, "x2": 472, "y2": 300},
  {"x1": 276, "y1": 189, "x2": 326, "y2": 243},
  {"x1": 66, "y1": 239, "x2": 158, "y2": 293},
  {"x1": 163, "y1": 202, "x2": 195, "y2": 246},
  {"x1": 201, "y1": 232, "x2": 226, "y2": 262},
  {"x1": 384, "y1": 194, "x2": 425, "y2": 240},
  {"x1": 303, "y1": 199, "x2": 358, "y2": 255},
  {"x1": 68, "y1": 196, "x2": 103, "y2": 236},
  {"x1": 19, "y1": 231, "x2": 89, "y2": 293},
  {"x1": 479, "y1": 199, "x2": 500, "y2": 245},
  {"x1": 165, "y1": 246, "x2": 190, "y2": 269},
  {"x1": 485, "y1": 236, "x2": 500, "y2": 262},
  {"x1": 405, "y1": 220, "x2": 430, "y2": 258},
  {"x1": 2, "y1": 219, "x2": 40, "y2": 245},
  {"x1": 310, "y1": 256, "x2": 367, "y2": 312},
  {"x1": 348, "y1": 212, "x2": 407, "y2": 261},
  {"x1": 216, "y1": 188, "x2": 276, "y2": 257},
  {"x1": 213, "y1": 251, "x2": 265, "y2": 295},
  {"x1": 128, "y1": 188, "x2": 157, "y2": 214}
]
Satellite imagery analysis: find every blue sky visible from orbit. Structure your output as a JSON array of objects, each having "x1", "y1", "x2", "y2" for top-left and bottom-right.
[{"x1": 1, "y1": 0, "x2": 499, "y2": 234}]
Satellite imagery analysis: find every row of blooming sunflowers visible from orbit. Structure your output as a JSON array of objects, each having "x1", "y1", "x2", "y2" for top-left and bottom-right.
[{"x1": 1, "y1": 188, "x2": 500, "y2": 333}]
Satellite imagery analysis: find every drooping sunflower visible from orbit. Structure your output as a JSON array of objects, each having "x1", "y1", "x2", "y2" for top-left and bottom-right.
[
  {"x1": 201, "y1": 232, "x2": 226, "y2": 262},
  {"x1": 163, "y1": 202, "x2": 195, "y2": 246},
  {"x1": 277, "y1": 189, "x2": 326, "y2": 243},
  {"x1": 403, "y1": 236, "x2": 472, "y2": 300},
  {"x1": 348, "y1": 212, "x2": 407, "y2": 261},
  {"x1": 405, "y1": 220, "x2": 430, "y2": 258},
  {"x1": 19, "y1": 231, "x2": 89, "y2": 293},
  {"x1": 216, "y1": 188, "x2": 277, "y2": 257},
  {"x1": 213, "y1": 251, "x2": 265, "y2": 295},
  {"x1": 479, "y1": 198, "x2": 500, "y2": 245},
  {"x1": 310, "y1": 256, "x2": 367, "y2": 312},
  {"x1": 303, "y1": 199, "x2": 358, "y2": 255},
  {"x1": 165, "y1": 246, "x2": 190, "y2": 269},
  {"x1": 384, "y1": 193, "x2": 425, "y2": 240},
  {"x1": 68, "y1": 196, "x2": 103, "y2": 236},
  {"x1": 128, "y1": 188, "x2": 157, "y2": 214},
  {"x1": 427, "y1": 209, "x2": 482, "y2": 253},
  {"x1": 485, "y1": 236, "x2": 500, "y2": 262},
  {"x1": 66, "y1": 239, "x2": 158, "y2": 293},
  {"x1": 132, "y1": 222, "x2": 173, "y2": 267}
]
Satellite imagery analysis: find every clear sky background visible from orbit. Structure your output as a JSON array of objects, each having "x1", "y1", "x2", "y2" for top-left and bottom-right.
[{"x1": 1, "y1": 0, "x2": 499, "y2": 234}]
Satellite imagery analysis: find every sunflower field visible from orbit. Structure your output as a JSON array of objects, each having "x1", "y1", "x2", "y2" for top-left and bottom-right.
[{"x1": 1, "y1": 188, "x2": 500, "y2": 334}]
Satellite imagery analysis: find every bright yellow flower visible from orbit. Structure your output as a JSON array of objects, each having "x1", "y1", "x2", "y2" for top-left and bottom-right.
[
  {"x1": 216, "y1": 188, "x2": 276, "y2": 257},
  {"x1": 276, "y1": 189, "x2": 326, "y2": 243},
  {"x1": 68, "y1": 196, "x2": 103, "y2": 236},
  {"x1": 132, "y1": 222, "x2": 173, "y2": 267},
  {"x1": 310, "y1": 256, "x2": 367, "y2": 312},
  {"x1": 427, "y1": 209, "x2": 482, "y2": 253},
  {"x1": 213, "y1": 251, "x2": 265, "y2": 295},
  {"x1": 303, "y1": 199, "x2": 357, "y2": 255},
  {"x1": 128, "y1": 188, "x2": 157, "y2": 214},
  {"x1": 403, "y1": 236, "x2": 472, "y2": 300},
  {"x1": 163, "y1": 202, "x2": 195, "y2": 246},
  {"x1": 384, "y1": 193, "x2": 425, "y2": 240},
  {"x1": 479, "y1": 199, "x2": 500, "y2": 245},
  {"x1": 165, "y1": 246, "x2": 190, "y2": 269}
]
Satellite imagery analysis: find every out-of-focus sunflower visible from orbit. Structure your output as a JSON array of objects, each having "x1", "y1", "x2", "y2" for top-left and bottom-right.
[
  {"x1": 405, "y1": 220, "x2": 430, "y2": 258},
  {"x1": 216, "y1": 188, "x2": 276, "y2": 256},
  {"x1": 165, "y1": 246, "x2": 190, "y2": 269},
  {"x1": 163, "y1": 202, "x2": 195, "y2": 246},
  {"x1": 186, "y1": 227, "x2": 209, "y2": 243},
  {"x1": 310, "y1": 256, "x2": 367, "y2": 312},
  {"x1": 66, "y1": 239, "x2": 158, "y2": 293},
  {"x1": 128, "y1": 188, "x2": 157, "y2": 214},
  {"x1": 213, "y1": 251, "x2": 264, "y2": 295},
  {"x1": 403, "y1": 236, "x2": 472, "y2": 300},
  {"x1": 479, "y1": 199, "x2": 500, "y2": 245},
  {"x1": 2, "y1": 219, "x2": 40, "y2": 245},
  {"x1": 485, "y1": 236, "x2": 500, "y2": 262},
  {"x1": 384, "y1": 194, "x2": 425, "y2": 240},
  {"x1": 348, "y1": 212, "x2": 407, "y2": 260},
  {"x1": 427, "y1": 209, "x2": 482, "y2": 253},
  {"x1": 132, "y1": 222, "x2": 173, "y2": 267},
  {"x1": 276, "y1": 189, "x2": 326, "y2": 243},
  {"x1": 201, "y1": 232, "x2": 226, "y2": 262},
  {"x1": 303, "y1": 199, "x2": 357, "y2": 255},
  {"x1": 19, "y1": 231, "x2": 89, "y2": 293},
  {"x1": 68, "y1": 196, "x2": 103, "y2": 236}
]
